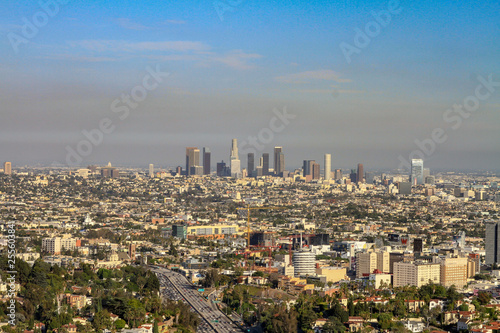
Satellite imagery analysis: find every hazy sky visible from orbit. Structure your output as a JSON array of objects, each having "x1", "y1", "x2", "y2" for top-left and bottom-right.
[{"x1": 1, "y1": 0, "x2": 499, "y2": 171}]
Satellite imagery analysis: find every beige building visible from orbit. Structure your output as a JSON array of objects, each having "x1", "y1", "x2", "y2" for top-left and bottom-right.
[
  {"x1": 187, "y1": 224, "x2": 242, "y2": 237},
  {"x1": 393, "y1": 261, "x2": 440, "y2": 287},
  {"x1": 369, "y1": 272, "x2": 392, "y2": 288},
  {"x1": 42, "y1": 237, "x2": 77, "y2": 255},
  {"x1": 439, "y1": 257, "x2": 468, "y2": 288},
  {"x1": 356, "y1": 251, "x2": 390, "y2": 278},
  {"x1": 316, "y1": 266, "x2": 347, "y2": 283},
  {"x1": 3, "y1": 162, "x2": 11, "y2": 175}
]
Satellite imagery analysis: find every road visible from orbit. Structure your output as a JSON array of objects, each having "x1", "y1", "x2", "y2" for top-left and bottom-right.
[{"x1": 151, "y1": 266, "x2": 244, "y2": 333}]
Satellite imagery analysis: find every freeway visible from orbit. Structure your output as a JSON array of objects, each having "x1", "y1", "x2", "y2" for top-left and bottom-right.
[{"x1": 151, "y1": 266, "x2": 244, "y2": 333}]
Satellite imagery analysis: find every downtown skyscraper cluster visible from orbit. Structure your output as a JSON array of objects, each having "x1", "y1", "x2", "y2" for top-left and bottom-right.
[{"x1": 182, "y1": 140, "x2": 426, "y2": 185}]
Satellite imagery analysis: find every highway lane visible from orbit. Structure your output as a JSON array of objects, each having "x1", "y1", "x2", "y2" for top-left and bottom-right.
[{"x1": 151, "y1": 267, "x2": 244, "y2": 333}]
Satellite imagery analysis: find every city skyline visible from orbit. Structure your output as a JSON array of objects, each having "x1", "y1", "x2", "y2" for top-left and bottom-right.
[{"x1": 1, "y1": 1, "x2": 499, "y2": 171}]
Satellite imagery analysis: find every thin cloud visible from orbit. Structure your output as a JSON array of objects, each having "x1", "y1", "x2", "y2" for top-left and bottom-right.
[
  {"x1": 275, "y1": 69, "x2": 351, "y2": 84},
  {"x1": 41, "y1": 54, "x2": 119, "y2": 62},
  {"x1": 165, "y1": 19, "x2": 187, "y2": 25},
  {"x1": 114, "y1": 18, "x2": 151, "y2": 30},
  {"x1": 293, "y1": 88, "x2": 364, "y2": 94},
  {"x1": 68, "y1": 40, "x2": 210, "y2": 52},
  {"x1": 210, "y1": 50, "x2": 263, "y2": 70}
]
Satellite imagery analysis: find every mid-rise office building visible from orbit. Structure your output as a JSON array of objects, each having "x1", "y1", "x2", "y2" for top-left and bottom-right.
[
  {"x1": 293, "y1": 250, "x2": 316, "y2": 277},
  {"x1": 101, "y1": 162, "x2": 119, "y2": 178},
  {"x1": 365, "y1": 172, "x2": 374, "y2": 184},
  {"x1": 486, "y1": 222, "x2": 500, "y2": 265},
  {"x1": 411, "y1": 159, "x2": 424, "y2": 185},
  {"x1": 398, "y1": 182, "x2": 412, "y2": 195},
  {"x1": 4, "y1": 162, "x2": 11, "y2": 175},
  {"x1": 172, "y1": 224, "x2": 187, "y2": 239},
  {"x1": 187, "y1": 224, "x2": 241, "y2": 237},
  {"x1": 413, "y1": 239, "x2": 423, "y2": 253}
]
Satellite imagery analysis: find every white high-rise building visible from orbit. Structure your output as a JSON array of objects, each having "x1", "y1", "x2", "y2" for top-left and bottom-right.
[
  {"x1": 324, "y1": 154, "x2": 331, "y2": 180},
  {"x1": 149, "y1": 164, "x2": 154, "y2": 178},
  {"x1": 230, "y1": 139, "x2": 241, "y2": 178}
]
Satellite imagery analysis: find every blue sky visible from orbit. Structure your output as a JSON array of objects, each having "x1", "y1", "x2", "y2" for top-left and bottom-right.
[{"x1": 1, "y1": 0, "x2": 499, "y2": 171}]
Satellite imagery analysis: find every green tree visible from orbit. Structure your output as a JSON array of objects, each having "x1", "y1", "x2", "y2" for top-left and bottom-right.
[
  {"x1": 322, "y1": 317, "x2": 347, "y2": 333},
  {"x1": 93, "y1": 310, "x2": 112, "y2": 331},
  {"x1": 114, "y1": 319, "x2": 126, "y2": 330},
  {"x1": 296, "y1": 296, "x2": 317, "y2": 332},
  {"x1": 348, "y1": 299, "x2": 354, "y2": 316},
  {"x1": 478, "y1": 292, "x2": 492, "y2": 305}
]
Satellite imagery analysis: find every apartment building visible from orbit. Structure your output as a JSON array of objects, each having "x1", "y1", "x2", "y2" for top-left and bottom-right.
[
  {"x1": 393, "y1": 261, "x2": 440, "y2": 287},
  {"x1": 42, "y1": 237, "x2": 78, "y2": 255},
  {"x1": 356, "y1": 251, "x2": 390, "y2": 278},
  {"x1": 439, "y1": 257, "x2": 468, "y2": 288}
]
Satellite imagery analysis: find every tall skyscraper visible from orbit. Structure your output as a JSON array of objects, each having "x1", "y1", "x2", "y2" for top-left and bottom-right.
[
  {"x1": 486, "y1": 222, "x2": 500, "y2": 266},
  {"x1": 186, "y1": 147, "x2": 200, "y2": 176},
  {"x1": 278, "y1": 152, "x2": 285, "y2": 176},
  {"x1": 216, "y1": 161, "x2": 227, "y2": 177},
  {"x1": 423, "y1": 168, "x2": 430, "y2": 179},
  {"x1": 203, "y1": 147, "x2": 211, "y2": 175},
  {"x1": 303, "y1": 160, "x2": 312, "y2": 177},
  {"x1": 274, "y1": 147, "x2": 285, "y2": 176},
  {"x1": 230, "y1": 139, "x2": 241, "y2": 178},
  {"x1": 312, "y1": 162, "x2": 320, "y2": 180},
  {"x1": 3, "y1": 162, "x2": 11, "y2": 175},
  {"x1": 411, "y1": 159, "x2": 424, "y2": 185},
  {"x1": 262, "y1": 153, "x2": 269, "y2": 176},
  {"x1": 365, "y1": 172, "x2": 374, "y2": 184},
  {"x1": 247, "y1": 153, "x2": 254, "y2": 177},
  {"x1": 357, "y1": 163, "x2": 364, "y2": 184},
  {"x1": 149, "y1": 164, "x2": 154, "y2": 178},
  {"x1": 324, "y1": 154, "x2": 331, "y2": 180}
]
